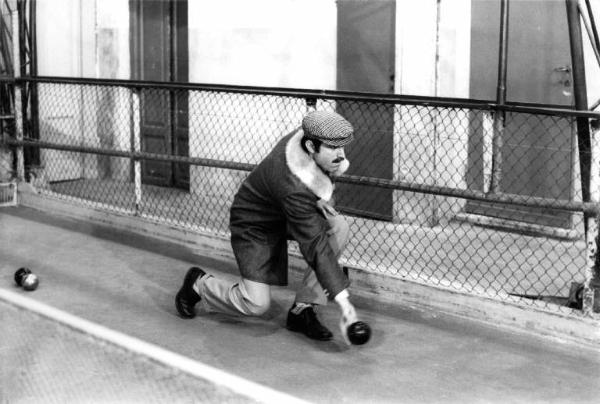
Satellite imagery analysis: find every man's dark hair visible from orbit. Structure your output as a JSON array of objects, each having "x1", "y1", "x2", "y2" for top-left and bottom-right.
[{"x1": 300, "y1": 136, "x2": 322, "y2": 154}]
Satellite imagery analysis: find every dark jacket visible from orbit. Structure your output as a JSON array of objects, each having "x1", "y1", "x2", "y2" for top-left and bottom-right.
[{"x1": 229, "y1": 128, "x2": 350, "y2": 299}]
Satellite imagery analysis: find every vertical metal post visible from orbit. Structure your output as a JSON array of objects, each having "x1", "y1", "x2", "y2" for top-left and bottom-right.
[
  {"x1": 584, "y1": 119, "x2": 600, "y2": 315},
  {"x1": 29, "y1": 0, "x2": 39, "y2": 165},
  {"x1": 566, "y1": 0, "x2": 591, "y2": 205},
  {"x1": 482, "y1": 112, "x2": 494, "y2": 193},
  {"x1": 428, "y1": 0, "x2": 442, "y2": 226},
  {"x1": 566, "y1": 0, "x2": 598, "y2": 314},
  {"x1": 11, "y1": 7, "x2": 24, "y2": 181},
  {"x1": 132, "y1": 90, "x2": 142, "y2": 215},
  {"x1": 490, "y1": 0, "x2": 509, "y2": 194}
]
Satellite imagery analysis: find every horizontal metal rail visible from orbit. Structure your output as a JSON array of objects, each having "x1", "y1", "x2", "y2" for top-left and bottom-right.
[
  {"x1": 5, "y1": 138, "x2": 600, "y2": 215},
  {"x1": 14, "y1": 75, "x2": 600, "y2": 119}
]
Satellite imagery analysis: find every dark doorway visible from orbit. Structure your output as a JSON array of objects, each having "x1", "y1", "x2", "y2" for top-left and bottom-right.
[
  {"x1": 336, "y1": 0, "x2": 396, "y2": 221},
  {"x1": 130, "y1": 0, "x2": 189, "y2": 189}
]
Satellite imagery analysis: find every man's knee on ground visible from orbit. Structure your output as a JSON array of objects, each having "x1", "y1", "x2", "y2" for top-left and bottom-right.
[
  {"x1": 236, "y1": 280, "x2": 271, "y2": 316},
  {"x1": 244, "y1": 295, "x2": 271, "y2": 316}
]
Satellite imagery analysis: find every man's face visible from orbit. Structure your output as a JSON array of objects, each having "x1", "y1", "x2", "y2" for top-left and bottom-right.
[{"x1": 309, "y1": 141, "x2": 347, "y2": 174}]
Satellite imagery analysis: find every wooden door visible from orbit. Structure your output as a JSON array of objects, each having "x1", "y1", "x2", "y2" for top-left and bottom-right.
[
  {"x1": 335, "y1": 0, "x2": 396, "y2": 221},
  {"x1": 130, "y1": 0, "x2": 189, "y2": 188},
  {"x1": 466, "y1": 0, "x2": 574, "y2": 228}
]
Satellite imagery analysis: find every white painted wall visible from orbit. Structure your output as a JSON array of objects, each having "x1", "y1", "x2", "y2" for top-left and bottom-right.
[
  {"x1": 37, "y1": 0, "x2": 128, "y2": 79},
  {"x1": 36, "y1": 0, "x2": 600, "y2": 227},
  {"x1": 189, "y1": 0, "x2": 336, "y2": 89},
  {"x1": 36, "y1": 0, "x2": 130, "y2": 183},
  {"x1": 394, "y1": 0, "x2": 471, "y2": 225},
  {"x1": 36, "y1": 0, "x2": 86, "y2": 181},
  {"x1": 37, "y1": 0, "x2": 83, "y2": 77},
  {"x1": 188, "y1": 0, "x2": 337, "y2": 201},
  {"x1": 32, "y1": 0, "x2": 476, "y2": 223},
  {"x1": 96, "y1": 0, "x2": 129, "y2": 80},
  {"x1": 584, "y1": 0, "x2": 600, "y2": 108}
]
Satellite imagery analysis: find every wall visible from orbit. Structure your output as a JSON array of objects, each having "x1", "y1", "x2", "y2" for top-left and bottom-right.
[
  {"x1": 36, "y1": 0, "x2": 87, "y2": 182},
  {"x1": 92, "y1": 0, "x2": 130, "y2": 181},
  {"x1": 188, "y1": 0, "x2": 336, "y2": 89},
  {"x1": 187, "y1": 0, "x2": 337, "y2": 202},
  {"x1": 186, "y1": 0, "x2": 472, "y2": 225},
  {"x1": 36, "y1": 0, "x2": 130, "y2": 184},
  {"x1": 32, "y1": 0, "x2": 474, "y2": 225},
  {"x1": 584, "y1": 0, "x2": 600, "y2": 107},
  {"x1": 394, "y1": 0, "x2": 471, "y2": 225},
  {"x1": 35, "y1": 1, "x2": 600, "y2": 227}
]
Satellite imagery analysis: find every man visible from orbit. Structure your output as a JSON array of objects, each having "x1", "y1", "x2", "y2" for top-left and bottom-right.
[{"x1": 175, "y1": 110, "x2": 360, "y2": 341}]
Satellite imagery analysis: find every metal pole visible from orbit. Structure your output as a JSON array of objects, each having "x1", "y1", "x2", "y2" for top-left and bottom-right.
[
  {"x1": 11, "y1": 4, "x2": 23, "y2": 181},
  {"x1": 567, "y1": 0, "x2": 598, "y2": 314},
  {"x1": 566, "y1": 0, "x2": 591, "y2": 205},
  {"x1": 428, "y1": 0, "x2": 442, "y2": 226},
  {"x1": 490, "y1": 0, "x2": 509, "y2": 194},
  {"x1": 29, "y1": 0, "x2": 39, "y2": 165},
  {"x1": 132, "y1": 90, "x2": 142, "y2": 215},
  {"x1": 584, "y1": 118, "x2": 600, "y2": 315}
]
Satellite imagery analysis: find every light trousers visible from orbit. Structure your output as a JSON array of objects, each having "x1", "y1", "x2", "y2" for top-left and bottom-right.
[{"x1": 195, "y1": 213, "x2": 349, "y2": 316}]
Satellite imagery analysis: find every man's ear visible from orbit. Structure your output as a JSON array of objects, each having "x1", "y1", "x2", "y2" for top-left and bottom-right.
[{"x1": 305, "y1": 139, "x2": 316, "y2": 154}]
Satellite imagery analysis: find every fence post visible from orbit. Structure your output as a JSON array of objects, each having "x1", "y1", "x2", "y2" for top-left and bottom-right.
[
  {"x1": 11, "y1": 8, "x2": 24, "y2": 181},
  {"x1": 490, "y1": 0, "x2": 509, "y2": 194},
  {"x1": 566, "y1": 0, "x2": 592, "y2": 211},
  {"x1": 428, "y1": 0, "x2": 442, "y2": 227},
  {"x1": 131, "y1": 90, "x2": 142, "y2": 215},
  {"x1": 584, "y1": 118, "x2": 600, "y2": 315}
]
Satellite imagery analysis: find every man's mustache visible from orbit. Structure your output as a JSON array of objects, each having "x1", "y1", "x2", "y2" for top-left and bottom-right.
[{"x1": 332, "y1": 157, "x2": 345, "y2": 164}]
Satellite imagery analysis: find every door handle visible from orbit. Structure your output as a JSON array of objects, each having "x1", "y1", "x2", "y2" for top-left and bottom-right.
[
  {"x1": 553, "y1": 65, "x2": 572, "y2": 96},
  {"x1": 553, "y1": 65, "x2": 571, "y2": 73}
]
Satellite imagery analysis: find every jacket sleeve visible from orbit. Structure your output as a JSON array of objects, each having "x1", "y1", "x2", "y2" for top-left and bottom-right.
[{"x1": 282, "y1": 191, "x2": 350, "y2": 299}]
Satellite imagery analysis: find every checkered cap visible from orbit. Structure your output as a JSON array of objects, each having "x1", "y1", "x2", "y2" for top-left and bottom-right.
[{"x1": 301, "y1": 111, "x2": 354, "y2": 147}]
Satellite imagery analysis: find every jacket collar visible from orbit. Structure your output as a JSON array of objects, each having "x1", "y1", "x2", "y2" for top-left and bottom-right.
[{"x1": 285, "y1": 129, "x2": 349, "y2": 201}]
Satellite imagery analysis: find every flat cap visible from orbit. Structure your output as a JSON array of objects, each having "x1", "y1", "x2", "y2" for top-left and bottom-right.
[{"x1": 301, "y1": 111, "x2": 354, "y2": 147}]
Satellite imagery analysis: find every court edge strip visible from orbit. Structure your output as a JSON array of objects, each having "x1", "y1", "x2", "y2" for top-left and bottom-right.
[{"x1": 0, "y1": 288, "x2": 310, "y2": 404}]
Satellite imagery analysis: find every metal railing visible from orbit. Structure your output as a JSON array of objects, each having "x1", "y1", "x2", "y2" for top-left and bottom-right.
[{"x1": 3, "y1": 76, "x2": 600, "y2": 318}]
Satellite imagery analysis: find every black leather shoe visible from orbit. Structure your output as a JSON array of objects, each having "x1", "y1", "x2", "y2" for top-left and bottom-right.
[
  {"x1": 175, "y1": 267, "x2": 206, "y2": 319},
  {"x1": 286, "y1": 304, "x2": 333, "y2": 341}
]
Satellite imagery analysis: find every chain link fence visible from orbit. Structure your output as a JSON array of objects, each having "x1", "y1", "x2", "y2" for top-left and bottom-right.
[{"x1": 4, "y1": 77, "x2": 600, "y2": 317}]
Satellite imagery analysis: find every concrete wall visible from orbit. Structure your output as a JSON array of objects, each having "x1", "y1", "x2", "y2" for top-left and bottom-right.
[
  {"x1": 394, "y1": 0, "x2": 471, "y2": 225},
  {"x1": 35, "y1": 0, "x2": 600, "y2": 227},
  {"x1": 188, "y1": 0, "x2": 337, "y2": 89},
  {"x1": 33, "y1": 0, "x2": 472, "y2": 224},
  {"x1": 584, "y1": 0, "x2": 600, "y2": 107},
  {"x1": 36, "y1": 0, "x2": 130, "y2": 183},
  {"x1": 186, "y1": 0, "x2": 471, "y2": 225},
  {"x1": 187, "y1": 0, "x2": 337, "y2": 201}
]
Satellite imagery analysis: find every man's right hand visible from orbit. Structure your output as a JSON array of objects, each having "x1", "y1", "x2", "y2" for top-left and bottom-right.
[{"x1": 335, "y1": 289, "x2": 359, "y2": 344}]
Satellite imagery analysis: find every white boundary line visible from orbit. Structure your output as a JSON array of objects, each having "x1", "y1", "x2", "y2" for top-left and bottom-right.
[{"x1": 0, "y1": 288, "x2": 310, "y2": 404}]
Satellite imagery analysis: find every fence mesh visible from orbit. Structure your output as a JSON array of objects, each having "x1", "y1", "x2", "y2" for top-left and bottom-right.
[{"x1": 4, "y1": 79, "x2": 597, "y2": 315}]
